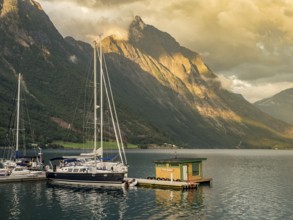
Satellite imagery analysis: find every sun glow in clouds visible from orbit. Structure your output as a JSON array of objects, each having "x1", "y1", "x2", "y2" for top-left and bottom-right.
[{"x1": 218, "y1": 74, "x2": 293, "y2": 102}]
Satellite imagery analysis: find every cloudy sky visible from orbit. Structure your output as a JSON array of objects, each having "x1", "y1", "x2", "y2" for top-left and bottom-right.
[{"x1": 38, "y1": 0, "x2": 293, "y2": 102}]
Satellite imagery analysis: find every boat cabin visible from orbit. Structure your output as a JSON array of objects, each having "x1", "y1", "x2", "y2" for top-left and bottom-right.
[{"x1": 154, "y1": 157, "x2": 207, "y2": 182}]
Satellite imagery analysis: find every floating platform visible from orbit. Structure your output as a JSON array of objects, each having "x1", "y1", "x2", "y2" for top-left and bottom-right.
[
  {"x1": 126, "y1": 177, "x2": 212, "y2": 190},
  {"x1": 134, "y1": 178, "x2": 199, "y2": 189},
  {"x1": 0, "y1": 173, "x2": 47, "y2": 183},
  {"x1": 194, "y1": 177, "x2": 213, "y2": 185}
]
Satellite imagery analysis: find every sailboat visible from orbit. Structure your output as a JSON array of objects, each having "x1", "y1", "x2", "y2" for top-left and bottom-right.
[
  {"x1": 0, "y1": 73, "x2": 22, "y2": 171},
  {"x1": 0, "y1": 73, "x2": 44, "y2": 177},
  {"x1": 46, "y1": 37, "x2": 129, "y2": 186}
]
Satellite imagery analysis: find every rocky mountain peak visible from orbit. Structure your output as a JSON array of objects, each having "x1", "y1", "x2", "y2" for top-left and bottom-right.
[
  {"x1": 128, "y1": 15, "x2": 181, "y2": 59},
  {"x1": 0, "y1": 0, "x2": 43, "y2": 26},
  {"x1": 30, "y1": 0, "x2": 43, "y2": 11},
  {"x1": 0, "y1": 0, "x2": 65, "y2": 57},
  {"x1": 128, "y1": 15, "x2": 146, "y2": 43},
  {"x1": 126, "y1": 16, "x2": 214, "y2": 79},
  {"x1": 0, "y1": 0, "x2": 18, "y2": 17},
  {"x1": 132, "y1": 16, "x2": 146, "y2": 30}
]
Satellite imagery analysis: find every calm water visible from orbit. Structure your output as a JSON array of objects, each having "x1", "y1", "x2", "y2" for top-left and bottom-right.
[{"x1": 0, "y1": 149, "x2": 293, "y2": 220}]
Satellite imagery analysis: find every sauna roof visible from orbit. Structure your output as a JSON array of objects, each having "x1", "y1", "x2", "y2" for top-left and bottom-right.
[{"x1": 154, "y1": 158, "x2": 207, "y2": 164}]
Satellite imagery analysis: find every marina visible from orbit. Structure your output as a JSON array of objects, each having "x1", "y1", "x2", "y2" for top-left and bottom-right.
[
  {"x1": 1, "y1": 153, "x2": 212, "y2": 189},
  {"x1": 0, "y1": 175, "x2": 211, "y2": 189}
]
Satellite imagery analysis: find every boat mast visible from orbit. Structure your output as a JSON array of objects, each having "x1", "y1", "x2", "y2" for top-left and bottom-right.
[
  {"x1": 15, "y1": 73, "x2": 21, "y2": 158},
  {"x1": 93, "y1": 41, "x2": 97, "y2": 165},
  {"x1": 99, "y1": 35, "x2": 104, "y2": 161}
]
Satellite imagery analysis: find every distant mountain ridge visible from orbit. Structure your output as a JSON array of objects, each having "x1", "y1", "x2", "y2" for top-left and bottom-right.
[
  {"x1": 1, "y1": 0, "x2": 293, "y2": 148},
  {"x1": 254, "y1": 88, "x2": 293, "y2": 125}
]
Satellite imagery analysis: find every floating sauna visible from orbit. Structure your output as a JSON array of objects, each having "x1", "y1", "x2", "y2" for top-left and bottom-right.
[
  {"x1": 154, "y1": 157, "x2": 211, "y2": 184},
  {"x1": 129, "y1": 157, "x2": 212, "y2": 189}
]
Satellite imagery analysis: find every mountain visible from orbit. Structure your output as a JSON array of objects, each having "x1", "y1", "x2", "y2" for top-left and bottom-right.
[
  {"x1": 0, "y1": 0, "x2": 90, "y2": 144},
  {"x1": 100, "y1": 16, "x2": 293, "y2": 148},
  {"x1": 1, "y1": 1, "x2": 293, "y2": 149},
  {"x1": 254, "y1": 88, "x2": 293, "y2": 125},
  {"x1": 0, "y1": 0, "x2": 172, "y2": 146}
]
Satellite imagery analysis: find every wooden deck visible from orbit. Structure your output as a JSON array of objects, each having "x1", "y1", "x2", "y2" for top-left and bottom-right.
[
  {"x1": 135, "y1": 178, "x2": 199, "y2": 189},
  {"x1": 193, "y1": 177, "x2": 213, "y2": 185},
  {"x1": 127, "y1": 176, "x2": 212, "y2": 190}
]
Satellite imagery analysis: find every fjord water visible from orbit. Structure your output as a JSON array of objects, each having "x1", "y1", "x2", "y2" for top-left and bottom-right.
[{"x1": 0, "y1": 149, "x2": 292, "y2": 220}]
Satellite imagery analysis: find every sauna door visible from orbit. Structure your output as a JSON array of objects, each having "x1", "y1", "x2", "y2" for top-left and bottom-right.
[{"x1": 182, "y1": 165, "x2": 188, "y2": 181}]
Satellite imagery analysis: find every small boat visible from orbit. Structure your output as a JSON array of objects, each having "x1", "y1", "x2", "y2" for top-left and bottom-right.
[
  {"x1": 46, "y1": 36, "x2": 130, "y2": 186},
  {"x1": 125, "y1": 178, "x2": 138, "y2": 188},
  {"x1": 0, "y1": 168, "x2": 10, "y2": 177},
  {"x1": 9, "y1": 166, "x2": 30, "y2": 176}
]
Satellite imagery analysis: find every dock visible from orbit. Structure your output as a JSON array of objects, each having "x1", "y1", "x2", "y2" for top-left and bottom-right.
[
  {"x1": 127, "y1": 177, "x2": 212, "y2": 190},
  {"x1": 0, "y1": 174, "x2": 47, "y2": 183},
  {"x1": 194, "y1": 177, "x2": 213, "y2": 185},
  {"x1": 134, "y1": 178, "x2": 198, "y2": 189}
]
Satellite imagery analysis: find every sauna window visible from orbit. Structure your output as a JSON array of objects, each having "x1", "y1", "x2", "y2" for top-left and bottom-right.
[{"x1": 192, "y1": 163, "x2": 200, "y2": 176}]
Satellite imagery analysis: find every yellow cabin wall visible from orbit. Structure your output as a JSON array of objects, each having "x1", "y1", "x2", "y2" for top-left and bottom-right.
[
  {"x1": 187, "y1": 162, "x2": 203, "y2": 181},
  {"x1": 155, "y1": 162, "x2": 204, "y2": 181},
  {"x1": 155, "y1": 164, "x2": 181, "y2": 180}
]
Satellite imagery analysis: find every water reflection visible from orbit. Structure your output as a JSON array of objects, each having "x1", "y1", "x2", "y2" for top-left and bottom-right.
[
  {"x1": 1, "y1": 150, "x2": 292, "y2": 219},
  {"x1": 45, "y1": 184, "x2": 207, "y2": 220},
  {"x1": 0, "y1": 182, "x2": 46, "y2": 220},
  {"x1": 10, "y1": 184, "x2": 20, "y2": 220},
  {"x1": 149, "y1": 187, "x2": 206, "y2": 219},
  {"x1": 46, "y1": 183, "x2": 130, "y2": 220},
  {"x1": 155, "y1": 188, "x2": 202, "y2": 205}
]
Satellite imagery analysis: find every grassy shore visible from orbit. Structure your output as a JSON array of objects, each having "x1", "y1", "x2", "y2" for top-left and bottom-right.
[{"x1": 53, "y1": 141, "x2": 138, "y2": 149}]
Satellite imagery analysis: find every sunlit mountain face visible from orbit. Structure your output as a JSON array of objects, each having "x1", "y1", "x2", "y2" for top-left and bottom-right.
[{"x1": 1, "y1": 1, "x2": 293, "y2": 148}]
